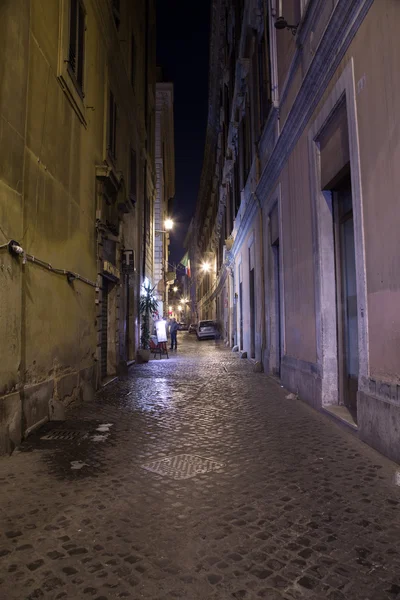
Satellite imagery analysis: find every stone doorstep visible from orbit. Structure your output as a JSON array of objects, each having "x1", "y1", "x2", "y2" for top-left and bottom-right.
[{"x1": 322, "y1": 404, "x2": 358, "y2": 431}]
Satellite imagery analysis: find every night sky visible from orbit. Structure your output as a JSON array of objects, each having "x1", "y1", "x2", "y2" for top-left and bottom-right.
[{"x1": 156, "y1": 0, "x2": 211, "y2": 264}]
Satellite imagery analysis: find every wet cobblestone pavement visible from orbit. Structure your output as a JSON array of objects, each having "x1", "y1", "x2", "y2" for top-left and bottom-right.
[{"x1": 1, "y1": 336, "x2": 400, "y2": 600}]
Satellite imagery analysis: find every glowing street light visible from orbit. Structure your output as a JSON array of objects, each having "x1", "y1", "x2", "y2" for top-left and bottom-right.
[
  {"x1": 178, "y1": 305, "x2": 182, "y2": 311},
  {"x1": 201, "y1": 262, "x2": 210, "y2": 272},
  {"x1": 173, "y1": 286, "x2": 178, "y2": 292},
  {"x1": 169, "y1": 306, "x2": 173, "y2": 311},
  {"x1": 164, "y1": 218, "x2": 173, "y2": 231}
]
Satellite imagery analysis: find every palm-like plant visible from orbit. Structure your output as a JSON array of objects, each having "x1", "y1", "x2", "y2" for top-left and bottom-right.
[{"x1": 139, "y1": 284, "x2": 159, "y2": 349}]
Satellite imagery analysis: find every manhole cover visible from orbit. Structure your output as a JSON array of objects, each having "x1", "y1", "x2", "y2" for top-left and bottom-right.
[
  {"x1": 41, "y1": 430, "x2": 88, "y2": 441},
  {"x1": 142, "y1": 454, "x2": 224, "y2": 480}
]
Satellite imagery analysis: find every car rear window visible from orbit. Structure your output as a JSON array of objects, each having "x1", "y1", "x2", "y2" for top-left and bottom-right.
[{"x1": 199, "y1": 321, "x2": 215, "y2": 327}]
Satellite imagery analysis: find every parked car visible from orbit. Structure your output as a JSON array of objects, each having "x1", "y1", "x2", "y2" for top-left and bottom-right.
[
  {"x1": 178, "y1": 322, "x2": 188, "y2": 331},
  {"x1": 188, "y1": 324, "x2": 197, "y2": 334},
  {"x1": 196, "y1": 320, "x2": 218, "y2": 340}
]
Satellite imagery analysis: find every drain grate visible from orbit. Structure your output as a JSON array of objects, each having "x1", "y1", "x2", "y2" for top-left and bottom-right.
[
  {"x1": 41, "y1": 430, "x2": 88, "y2": 441},
  {"x1": 142, "y1": 454, "x2": 224, "y2": 480}
]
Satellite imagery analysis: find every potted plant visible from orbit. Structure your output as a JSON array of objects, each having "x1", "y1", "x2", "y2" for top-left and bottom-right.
[{"x1": 137, "y1": 283, "x2": 159, "y2": 363}]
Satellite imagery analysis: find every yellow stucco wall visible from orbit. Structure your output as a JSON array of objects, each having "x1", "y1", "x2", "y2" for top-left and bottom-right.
[{"x1": 0, "y1": 0, "x2": 155, "y2": 451}]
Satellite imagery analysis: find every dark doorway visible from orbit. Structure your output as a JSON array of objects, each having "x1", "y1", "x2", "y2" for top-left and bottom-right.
[
  {"x1": 249, "y1": 267, "x2": 255, "y2": 358},
  {"x1": 101, "y1": 278, "x2": 109, "y2": 379},
  {"x1": 272, "y1": 241, "x2": 281, "y2": 376},
  {"x1": 332, "y1": 173, "x2": 359, "y2": 420},
  {"x1": 125, "y1": 274, "x2": 130, "y2": 361},
  {"x1": 239, "y1": 281, "x2": 243, "y2": 351}
]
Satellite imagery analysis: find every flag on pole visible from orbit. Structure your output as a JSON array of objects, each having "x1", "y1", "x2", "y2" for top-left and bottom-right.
[{"x1": 180, "y1": 253, "x2": 191, "y2": 277}]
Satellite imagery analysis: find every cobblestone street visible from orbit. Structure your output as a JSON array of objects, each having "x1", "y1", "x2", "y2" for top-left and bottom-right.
[{"x1": 1, "y1": 336, "x2": 400, "y2": 600}]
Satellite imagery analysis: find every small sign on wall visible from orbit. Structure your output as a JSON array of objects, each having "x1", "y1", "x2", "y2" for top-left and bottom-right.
[
  {"x1": 103, "y1": 260, "x2": 120, "y2": 280},
  {"x1": 122, "y1": 249, "x2": 135, "y2": 273}
]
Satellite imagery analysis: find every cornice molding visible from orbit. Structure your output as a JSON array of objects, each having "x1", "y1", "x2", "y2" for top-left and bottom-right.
[{"x1": 257, "y1": 0, "x2": 374, "y2": 201}]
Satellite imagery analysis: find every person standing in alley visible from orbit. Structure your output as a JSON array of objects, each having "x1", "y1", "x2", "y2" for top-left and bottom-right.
[{"x1": 170, "y1": 318, "x2": 179, "y2": 350}]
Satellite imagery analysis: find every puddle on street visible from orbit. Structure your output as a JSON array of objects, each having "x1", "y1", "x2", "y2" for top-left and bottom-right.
[{"x1": 123, "y1": 378, "x2": 177, "y2": 414}]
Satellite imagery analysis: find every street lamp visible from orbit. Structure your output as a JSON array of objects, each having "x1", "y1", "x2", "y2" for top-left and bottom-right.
[
  {"x1": 201, "y1": 262, "x2": 210, "y2": 272},
  {"x1": 155, "y1": 218, "x2": 174, "y2": 234},
  {"x1": 178, "y1": 305, "x2": 182, "y2": 311},
  {"x1": 173, "y1": 286, "x2": 178, "y2": 292}
]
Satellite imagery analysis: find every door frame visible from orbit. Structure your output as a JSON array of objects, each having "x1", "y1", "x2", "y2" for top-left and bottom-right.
[
  {"x1": 308, "y1": 58, "x2": 369, "y2": 408},
  {"x1": 272, "y1": 241, "x2": 282, "y2": 377},
  {"x1": 332, "y1": 179, "x2": 359, "y2": 417},
  {"x1": 248, "y1": 241, "x2": 256, "y2": 359},
  {"x1": 238, "y1": 260, "x2": 243, "y2": 351},
  {"x1": 264, "y1": 189, "x2": 285, "y2": 378}
]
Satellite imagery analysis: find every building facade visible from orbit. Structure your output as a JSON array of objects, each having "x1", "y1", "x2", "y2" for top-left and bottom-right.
[
  {"x1": 0, "y1": 0, "x2": 157, "y2": 453},
  {"x1": 190, "y1": 0, "x2": 400, "y2": 463},
  {"x1": 154, "y1": 75, "x2": 175, "y2": 317}
]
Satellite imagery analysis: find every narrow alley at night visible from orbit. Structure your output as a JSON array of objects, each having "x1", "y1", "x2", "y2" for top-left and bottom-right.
[
  {"x1": 1, "y1": 336, "x2": 400, "y2": 600},
  {"x1": 2, "y1": 0, "x2": 400, "y2": 598}
]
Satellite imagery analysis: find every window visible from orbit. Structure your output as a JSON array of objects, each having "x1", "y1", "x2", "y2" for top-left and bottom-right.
[
  {"x1": 130, "y1": 34, "x2": 136, "y2": 88},
  {"x1": 258, "y1": 32, "x2": 272, "y2": 127},
  {"x1": 57, "y1": 0, "x2": 87, "y2": 124},
  {"x1": 111, "y1": 0, "x2": 120, "y2": 29},
  {"x1": 129, "y1": 148, "x2": 137, "y2": 205},
  {"x1": 68, "y1": 0, "x2": 85, "y2": 95},
  {"x1": 107, "y1": 91, "x2": 117, "y2": 162},
  {"x1": 233, "y1": 161, "x2": 241, "y2": 217}
]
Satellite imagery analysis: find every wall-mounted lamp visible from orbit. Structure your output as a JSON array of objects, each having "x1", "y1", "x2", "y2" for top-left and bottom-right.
[
  {"x1": 201, "y1": 262, "x2": 211, "y2": 272},
  {"x1": 156, "y1": 218, "x2": 174, "y2": 234},
  {"x1": 274, "y1": 16, "x2": 298, "y2": 36}
]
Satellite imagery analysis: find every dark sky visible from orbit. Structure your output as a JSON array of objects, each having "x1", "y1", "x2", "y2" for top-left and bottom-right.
[{"x1": 156, "y1": 0, "x2": 211, "y2": 264}]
